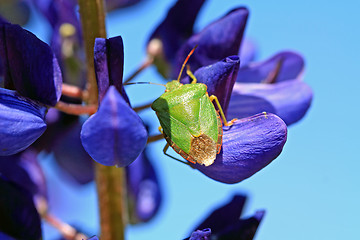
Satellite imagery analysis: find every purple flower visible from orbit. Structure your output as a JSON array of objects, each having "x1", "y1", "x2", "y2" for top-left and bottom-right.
[
  {"x1": 228, "y1": 51, "x2": 313, "y2": 125},
  {"x1": 147, "y1": 0, "x2": 205, "y2": 77},
  {"x1": 186, "y1": 195, "x2": 264, "y2": 240},
  {"x1": 0, "y1": 21, "x2": 63, "y2": 106},
  {"x1": 148, "y1": 3, "x2": 248, "y2": 79},
  {"x1": 126, "y1": 148, "x2": 162, "y2": 223},
  {"x1": 0, "y1": 88, "x2": 47, "y2": 156},
  {"x1": 0, "y1": 175, "x2": 42, "y2": 239},
  {"x1": 178, "y1": 57, "x2": 287, "y2": 183},
  {"x1": 81, "y1": 36, "x2": 147, "y2": 167}
]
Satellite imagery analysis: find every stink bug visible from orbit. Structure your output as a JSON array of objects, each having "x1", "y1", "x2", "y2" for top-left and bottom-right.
[{"x1": 151, "y1": 47, "x2": 236, "y2": 166}]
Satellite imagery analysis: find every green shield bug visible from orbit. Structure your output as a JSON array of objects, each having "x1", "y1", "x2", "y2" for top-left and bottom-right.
[{"x1": 151, "y1": 47, "x2": 236, "y2": 166}]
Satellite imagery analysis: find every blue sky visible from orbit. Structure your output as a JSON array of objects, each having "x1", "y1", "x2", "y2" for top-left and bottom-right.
[{"x1": 26, "y1": 0, "x2": 360, "y2": 239}]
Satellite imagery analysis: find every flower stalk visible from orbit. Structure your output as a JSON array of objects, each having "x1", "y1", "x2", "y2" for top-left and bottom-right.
[{"x1": 78, "y1": 1, "x2": 127, "y2": 239}]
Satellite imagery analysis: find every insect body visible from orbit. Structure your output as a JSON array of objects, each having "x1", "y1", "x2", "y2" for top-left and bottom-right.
[
  {"x1": 152, "y1": 80, "x2": 223, "y2": 166},
  {"x1": 151, "y1": 47, "x2": 235, "y2": 166}
]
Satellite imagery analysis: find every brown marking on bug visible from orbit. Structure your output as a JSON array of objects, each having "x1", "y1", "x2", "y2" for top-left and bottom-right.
[
  {"x1": 189, "y1": 134, "x2": 217, "y2": 166},
  {"x1": 164, "y1": 134, "x2": 196, "y2": 164}
]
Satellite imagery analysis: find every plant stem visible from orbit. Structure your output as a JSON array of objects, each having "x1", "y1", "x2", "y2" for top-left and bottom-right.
[{"x1": 78, "y1": 1, "x2": 127, "y2": 239}]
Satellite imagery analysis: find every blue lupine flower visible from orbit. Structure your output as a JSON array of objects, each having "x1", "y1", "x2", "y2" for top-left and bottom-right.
[
  {"x1": 0, "y1": 175, "x2": 42, "y2": 239},
  {"x1": 0, "y1": 21, "x2": 63, "y2": 106},
  {"x1": 147, "y1": 0, "x2": 205, "y2": 78},
  {"x1": 81, "y1": 36, "x2": 147, "y2": 167},
  {"x1": 228, "y1": 51, "x2": 313, "y2": 125},
  {"x1": 186, "y1": 195, "x2": 264, "y2": 240},
  {"x1": 148, "y1": 4, "x2": 248, "y2": 79},
  {"x1": 0, "y1": 88, "x2": 47, "y2": 156},
  {"x1": 179, "y1": 57, "x2": 287, "y2": 183},
  {"x1": 126, "y1": 148, "x2": 162, "y2": 223},
  {"x1": 0, "y1": 148, "x2": 48, "y2": 212}
]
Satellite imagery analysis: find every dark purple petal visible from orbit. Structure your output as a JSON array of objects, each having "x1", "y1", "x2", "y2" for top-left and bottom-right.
[
  {"x1": 193, "y1": 113, "x2": 287, "y2": 184},
  {"x1": 32, "y1": 0, "x2": 78, "y2": 28},
  {"x1": 229, "y1": 80, "x2": 313, "y2": 125},
  {"x1": 181, "y1": 56, "x2": 240, "y2": 115},
  {"x1": 94, "y1": 36, "x2": 129, "y2": 104},
  {"x1": 0, "y1": 23, "x2": 63, "y2": 106},
  {"x1": 237, "y1": 51, "x2": 304, "y2": 83},
  {"x1": 0, "y1": 88, "x2": 47, "y2": 156},
  {"x1": 126, "y1": 149, "x2": 162, "y2": 223},
  {"x1": 189, "y1": 228, "x2": 211, "y2": 240},
  {"x1": 0, "y1": 176, "x2": 42, "y2": 240},
  {"x1": 0, "y1": 232, "x2": 16, "y2": 240},
  {"x1": 173, "y1": 7, "x2": 248, "y2": 79},
  {"x1": 0, "y1": 148, "x2": 48, "y2": 210},
  {"x1": 81, "y1": 86, "x2": 147, "y2": 167},
  {"x1": 239, "y1": 38, "x2": 257, "y2": 67},
  {"x1": 148, "y1": 0, "x2": 205, "y2": 77},
  {"x1": 53, "y1": 121, "x2": 94, "y2": 184},
  {"x1": 213, "y1": 210, "x2": 265, "y2": 240},
  {"x1": 193, "y1": 195, "x2": 247, "y2": 233}
]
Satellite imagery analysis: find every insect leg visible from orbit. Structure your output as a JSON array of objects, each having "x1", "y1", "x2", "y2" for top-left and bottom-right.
[
  {"x1": 186, "y1": 65, "x2": 197, "y2": 84},
  {"x1": 163, "y1": 143, "x2": 192, "y2": 166},
  {"x1": 209, "y1": 95, "x2": 237, "y2": 127}
]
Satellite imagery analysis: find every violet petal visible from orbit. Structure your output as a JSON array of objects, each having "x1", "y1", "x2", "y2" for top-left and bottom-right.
[
  {"x1": 189, "y1": 228, "x2": 211, "y2": 240},
  {"x1": 229, "y1": 80, "x2": 313, "y2": 125},
  {"x1": 148, "y1": 0, "x2": 205, "y2": 64},
  {"x1": 193, "y1": 195, "x2": 247, "y2": 233},
  {"x1": 0, "y1": 88, "x2": 47, "y2": 156},
  {"x1": 0, "y1": 176, "x2": 42, "y2": 240},
  {"x1": 237, "y1": 51, "x2": 304, "y2": 83},
  {"x1": 181, "y1": 56, "x2": 240, "y2": 115},
  {"x1": 193, "y1": 113, "x2": 287, "y2": 184},
  {"x1": 126, "y1": 149, "x2": 162, "y2": 223},
  {"x1": 0, "y1": 148, "x2": 48, "y2": 205},
  {"x1": 53, "y1": 121, "x2": 94, "y2": 184},
  {"x1": 94, "y1": 36, "x2": 129, "y2": 104},
  {"x1": 0, "y1": 23, "x2": 62, "y2": 106},
  {"x1": 173, "y1": 7, "x2": 249, "y2": 79},
  {"x1": 81, "y1": 86, "x2": 147, "y2": 167}
]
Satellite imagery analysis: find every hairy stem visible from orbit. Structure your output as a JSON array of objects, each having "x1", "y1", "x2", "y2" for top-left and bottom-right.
[{"x1": 78, "y1": 1, "x2": 127, "y2": 239}]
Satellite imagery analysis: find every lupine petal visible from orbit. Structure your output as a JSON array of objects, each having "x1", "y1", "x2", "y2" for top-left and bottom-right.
[
  {"x1": 212, "y1": 210, "x2": 265, "y2": 240},
  {"x1": 189, "y1": 228, "x2": 211, "y2": 240},
  {"x1": 237, "y1": 51, "x2": 304, "y2": 83},
  {"x1": 173, "y1": 7, "x2": 248, "y2": 79},
  {"x1": 239, "y1": 38, "x2": 257, "y2": 67},
  {"x1": 0, "y1": 23, "x2": 62, "y2": 106},
  {"x1": 181, "y1": 56, "x2": 240, "y2": 115},
  {"x1": 94, "y1": 36, "x2": 129, "y2": 103},
  {"x1": 229, "y1": 80, "x2": 313, "y2": 125},
  {"x1": 188, "y1": 195, "x2": 264, "y2": 240},
  {"x1": 192, "y1": 113, "x2": 287, "y2": 184},
  {"x1": 0, "y1": 88, "x2": 47, "y2": 156},
  {"x1": 126, "y1": 149, "x2": 162, "y2": 223},
  {"x1": 193, "y1": 195, "x2": 247, "y2": 233},
  {"x1": 53, "y1": 121, "x2": 94, "y2": 184},
  {"x1": 0, "y1": 176, "x2": 42, "y2": 240},
  {"x1": 0, "y1": 149, "x2": 47, "y2": 206},
  {"x1": 148, "y1": 0, "x2": 205, "y2": 75},
  {"x1": 81, "y1": 86, "x2": 147, "y2": 167}
]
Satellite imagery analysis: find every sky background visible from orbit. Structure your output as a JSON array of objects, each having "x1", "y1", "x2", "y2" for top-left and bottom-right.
[{"x1": 24, "y1": 0, "x2": 360, "y2": 239}]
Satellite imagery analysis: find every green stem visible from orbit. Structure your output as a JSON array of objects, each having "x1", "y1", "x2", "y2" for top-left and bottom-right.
[{"x1": 78, "y1": 1, "x2": 127, "y2": 239}]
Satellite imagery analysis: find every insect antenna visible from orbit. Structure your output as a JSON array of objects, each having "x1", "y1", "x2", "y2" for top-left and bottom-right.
[
  {"x1": 124, "y1": 82, "x2": 166, "y2": 87},
  {"x1": 176, "y1": 45, "x2": 198, "y2": 82}
]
